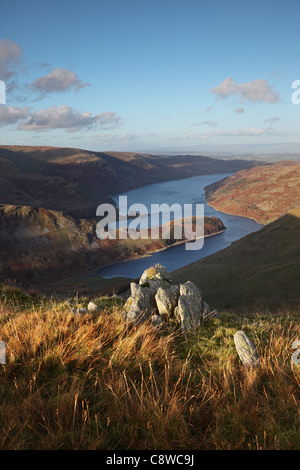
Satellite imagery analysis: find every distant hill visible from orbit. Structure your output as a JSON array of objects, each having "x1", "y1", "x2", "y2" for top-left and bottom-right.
[
  {"x1": 173, "y1": 205, "x2": 300, "y2": 309},
  {"x1": 0, "y1": 145, "x2": 255, "y2": 218},
  {"x1": 205, "y1": 161, "x2": 300, "y2": 224}
]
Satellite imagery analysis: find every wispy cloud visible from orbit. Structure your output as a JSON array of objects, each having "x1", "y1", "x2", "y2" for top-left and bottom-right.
[
  {"x1": 211, "y1": 77, "x2": 279, "y2": 103},
  {"x1": 18, "y1": 105, "x2": 122, "y2": 132},
  {"x1": 93, "y1": 133, "x2": 137, "y2": 143},
  {"x1": 264, "y1": 117, "x2": 280, "y2": 125},
  {"x1": 31, "y1": 68, "x2": 90, "y2": 99},
  {"x1": 184, "y1": 127, "x2": 276, "y2": 140},
  {"x1": 190, "y1": 120, "x2": 218, "y2": 127},
  {"x1": 0, "y1": 105, "x2": 31, "y2": 125},
  {"x1": 0, "y1": 39, "x2": 22, "y2": 80},
  {"x1": 235, "y1": 107, "x2": 245, "y2": 114}
]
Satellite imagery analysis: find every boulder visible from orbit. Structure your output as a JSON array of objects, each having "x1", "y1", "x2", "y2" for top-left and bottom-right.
[
  {"x1": 174, "y1": 281, "x2": 203, "y2": 331},
  {"x1": 121, "y1": 282, "x2": 156, "y2": 323},
  {"x1": 234, "y1": 330, "x2": 260, "y2": 367},
  {"x1": 155, "y1": 284, "x2": 179, "y2": 319},
  {"x1": 139, "y1": 264, "x2": 173, "y2": 293}
]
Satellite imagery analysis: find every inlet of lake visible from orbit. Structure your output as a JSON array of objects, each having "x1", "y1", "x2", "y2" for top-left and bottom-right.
[{"x1": 95, "y1": 173, "x2": 263, "y2": 279}]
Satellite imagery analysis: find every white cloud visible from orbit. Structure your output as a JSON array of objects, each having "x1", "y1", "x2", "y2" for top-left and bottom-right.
[
  {"x1": 0, "y1": 39, "x2": 22, "y2": 80},
  {"x1": 31, "y1": 68, "x2": 90, "y2": 98},
  {"x1": 0, "y1": 105, "x2": 31, "y2": 125},
  {"x1": 211, "y1": 77, "x2": 279, "y2": 103},
  {"x1": 18, "y1": 105, "x2": 121, "y2": 132}
]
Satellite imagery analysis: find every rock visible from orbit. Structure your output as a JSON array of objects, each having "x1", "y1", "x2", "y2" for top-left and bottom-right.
[
  {"x1": 139, "y1": 264, "x2": 172, "y2": 284},
  {"x1": 121, "y1": 264, "x2": 213, "y2": 332},
  {"x1": 0, "y1": 340, "x2": 6, "y2": 364},
  {"x1": 139, "y1": 264, "x2": 173, "y2": 293},
  {"x1": 155, "y1": 284, "x2": 179, "y2": 319},
  {"x1": 291, "y1": 340, "x2": 300, "y2": 366},
  {"x1": 72, "y1": 308, "x2": 88, "y2": 315},
  {"x1": 79, "y1": 308, "x2": 88, "y2": 314},
  {"x1": 151, "y1": 314, "x2": 163, "y2": 327},
  {"x1": 121, "y1": 282, "x2": 156, "y2": 323},
  {"x1": 234, "y1": 330, "x2": 260, "y2": 367},
  {"x1": 174, "y1": 281, "x2": 203, "y2": 331},
  {"x1": 88, "y1": 301, "x2": 101, "y2": 312}
]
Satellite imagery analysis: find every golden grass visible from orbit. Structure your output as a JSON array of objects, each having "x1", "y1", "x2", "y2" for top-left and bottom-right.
[{"x1": 0, "y1": 295, "x2": 299, "y2": 450}]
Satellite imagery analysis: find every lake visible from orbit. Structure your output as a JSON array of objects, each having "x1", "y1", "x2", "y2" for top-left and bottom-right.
[{"x1": 95, "y1": 173, "x2": 263, "y2": 278}]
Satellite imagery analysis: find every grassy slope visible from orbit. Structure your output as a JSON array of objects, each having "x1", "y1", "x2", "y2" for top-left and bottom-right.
[
  {"x1": 0, "y1": 285, "x2": 299, "y2": 450},
  {"x1": 205, "y1": 160, "x2": 300, "y2": 224},
  {"x1": 172, "y1": 206, "x2": 300, "y2": 309}
]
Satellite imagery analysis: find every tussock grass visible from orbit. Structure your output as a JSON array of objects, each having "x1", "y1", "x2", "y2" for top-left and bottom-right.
[{"x1": 0, "y1": 290, "x2": 299, "y2": 450}]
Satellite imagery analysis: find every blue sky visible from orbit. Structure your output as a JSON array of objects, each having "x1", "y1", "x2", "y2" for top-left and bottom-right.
[{"x1": 1, "y1": 0, "x2": 300, "y2": 153}]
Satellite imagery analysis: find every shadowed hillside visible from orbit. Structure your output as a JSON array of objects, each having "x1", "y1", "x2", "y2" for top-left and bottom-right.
[
  {"x1": 173, "y1": 206, "x2": 300, "y2": 309},
  {"x1": 0, "y1": 204, "x2": 225, "y2": 287},
  {"x1": 0, "y1": 145, "x2": 255, "y2": 218}
]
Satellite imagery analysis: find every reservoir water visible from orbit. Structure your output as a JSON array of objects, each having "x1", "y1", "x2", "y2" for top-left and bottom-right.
[{"x1": 95, "y1": 173, "x2": 263, "y2": 278}]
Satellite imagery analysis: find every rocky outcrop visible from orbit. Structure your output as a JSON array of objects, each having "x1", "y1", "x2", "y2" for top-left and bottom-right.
[{"x1": 121, "y1": 264, "x2": 217, "y2": 330}]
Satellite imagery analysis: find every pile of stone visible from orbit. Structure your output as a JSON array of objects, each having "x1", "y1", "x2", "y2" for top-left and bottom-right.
[{"x1": 121, "y1": 264, "x2": 217, "y2": 331}]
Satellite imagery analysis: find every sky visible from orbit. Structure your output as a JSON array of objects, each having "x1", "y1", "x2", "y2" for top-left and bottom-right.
[{"x1": 1, "y1": 0, "x2": 300, "y2": 154}]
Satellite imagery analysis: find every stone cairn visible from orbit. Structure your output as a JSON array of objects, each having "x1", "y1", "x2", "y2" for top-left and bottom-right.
[{"x1": 121, "y1": 263, "x2": 217, "y2": 331}]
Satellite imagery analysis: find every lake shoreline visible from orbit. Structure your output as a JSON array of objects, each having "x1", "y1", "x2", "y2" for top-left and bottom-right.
[{"x1": 82, "y1": 228, "x2": 227, "y2": 280}]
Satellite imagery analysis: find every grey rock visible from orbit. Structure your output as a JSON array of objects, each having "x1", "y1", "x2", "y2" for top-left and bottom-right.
[
  {"x1": 121, "y1": 282, "x2": 156, "y2": 323},
  {"x1": 151, "y1": 314, "x2": 163, "y2": 327},
  {"x1": 155, "y1": 284, "x2": 179, "y2": 319},
  {"x1": 78, "y1": 308, "x2": 88, "y2": 314},
  {"x1": 139, "y1": 264, "x2": 173, "y2": 293},
  {"x1": 175, "y1": 281, "x2": 203, "y2": 331},
  {"x1": 88, "y1": 301, "x2": 101, "y2": 312},
  {"x1": 234, "y1": 330, "x2": 260, "y2": 367}
]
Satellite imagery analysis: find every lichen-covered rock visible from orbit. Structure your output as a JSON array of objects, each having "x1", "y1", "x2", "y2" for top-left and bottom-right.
[
  {"x1": 121, "y1": 282, "x2": 156, "y2": 323},
  {"x1": 155, "y1": 285, "x2": 179, "y2": 319},
  {"x1": 174, "y1": 281, "x2": 203, "y2": 331},
  {"x1": 139, "y1": 264, "x2": 173, "y2": 293},
  {"x1": 234, "y1": 330, "x2": 260, "y2": 367}
]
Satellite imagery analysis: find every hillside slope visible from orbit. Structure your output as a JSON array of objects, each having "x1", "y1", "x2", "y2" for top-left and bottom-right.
[
  {"x1": 0, "y1": 145, "x2": 254, "y2": 218},
  {"x1": 205, "y1": 161, "x2": 300, "y2": 224},
  {"x1": 0, "y1": 204, "x2": 225, "y2": 286},
  {"x1": 173, "y1": 205, "x2": 300, "y2": 309}
]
